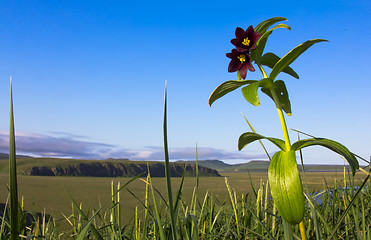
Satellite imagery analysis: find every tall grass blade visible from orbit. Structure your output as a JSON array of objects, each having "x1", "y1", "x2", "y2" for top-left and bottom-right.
[
  {"x1": 9, "y1": 78, "x2": 19, "y2": 240},
  {"x1": 244, "y1": 201, "x2": 276, "y2": 239},
  {"x1": 163, "y1": 82, "x2": 177, "y2": 240},
  {"x1": 328, "y1": 173, "x2": 370, "y2": 240},
  {"x1": 297, "y1": 132, "x2": 321, "y2": 240},
  {"x1": 283, "y1": 220, "x2": 293, "y2": 240},
  {"x1": 76, "y1": 207, "x2": 103, "y2": 240},
  {"x1": 66, "y1": 191, "x2": 104, "y2": 240},
  {"x1": 173, "y1": 164, "x2": 186, "y2": 217},
  {"x1": 0, "y1": 196, "x2": 9, "y2": 237},
  {"x1": 147, "y1": 168, "x2": 166, "y2": 240},
  {"x1": 224, "y1": 177, "x2": 240, "y2": 238},
  {"x1": 242, "y1": 113, "x2": 271, "y2": 160}
]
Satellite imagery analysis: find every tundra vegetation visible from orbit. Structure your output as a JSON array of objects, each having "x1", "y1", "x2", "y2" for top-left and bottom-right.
[{"x1": 1, "y1": 17, "x2": 370, "y2": 239}]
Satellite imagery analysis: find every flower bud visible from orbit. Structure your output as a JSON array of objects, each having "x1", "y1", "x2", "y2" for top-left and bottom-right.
[{"x1": 268, "y1": 150, "x2": 304, "y2": 225}]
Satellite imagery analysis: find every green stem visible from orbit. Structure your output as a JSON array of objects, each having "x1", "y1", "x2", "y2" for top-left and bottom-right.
[{"x1": 258, "y1": 65, "x2": 291, "y2": 151}]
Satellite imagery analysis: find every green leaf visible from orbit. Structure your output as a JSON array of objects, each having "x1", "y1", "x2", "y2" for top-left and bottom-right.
[
  {"x1": 238, "y1": 132, "x2": 286, "y2": 151},
  {"x1": 328, "y1": 174, "x2": 370, "y2": 239},
  {"x1": 209, "y1": 80, "x2": 256, "y2": 106},
  {"x1": 261, "y1": 80, "x2": 292, "y2": 115},
  {"x1": 291, "y1": 138, "x2": 359, "y2": 175},
  {"x1": 241, "y1": 78, "x2": 270, "y2": 106},
  {"x1": 269, "y1": 39, "x2": 328, "y2": 81},
  {"x1": 76, "y1": 207, "x2": 103, "y2": 240},
  {"x1": 163, "y1": 82, "x2": 178, "y2": 240},
  {"x1": 260, "y1": 53, "x2": 299, "y2": 79},
  {"x1": 252, "y1": 24, "x2": 291, "y2": 64},
  {"x1": 251, "y1": 33, "x2": 269, "y2": 64},
  {"x1": 147, "y1": 169, "x2": 166, "y2": 240},
  {"x1": 66, "y1": 191, "x2": 104, "y2": 240},
  {"x1": 254, "y1": 17, "x2": 288, "y2": 34},
  {"x1": 268, "y1": 150, "x2": 304, "y2": 225},
  {"x1": 9, "y1": 78, "x2": 19, "y2": 240}
]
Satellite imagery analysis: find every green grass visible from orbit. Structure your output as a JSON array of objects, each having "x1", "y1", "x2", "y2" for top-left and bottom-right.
[
  {"x1": 0, "y1": 171, "x2": 365, "y2": 227},
  {"x1": 2, "y1": 170, "x2": 368, "y2": 239}
]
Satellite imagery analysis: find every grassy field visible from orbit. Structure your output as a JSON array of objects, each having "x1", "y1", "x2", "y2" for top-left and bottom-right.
[{"x1": 0, "y1": 170, "x2": 363, "y2": 228}]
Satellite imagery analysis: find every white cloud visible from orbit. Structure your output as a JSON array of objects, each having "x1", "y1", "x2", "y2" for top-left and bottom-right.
[{"x1": 0, "y1": 131, "x2": 269, "y2": 162}]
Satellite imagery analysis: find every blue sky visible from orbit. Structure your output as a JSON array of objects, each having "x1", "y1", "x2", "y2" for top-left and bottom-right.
[{"x1": 0, "y1": 0, "x2": 370, "y2": 165}]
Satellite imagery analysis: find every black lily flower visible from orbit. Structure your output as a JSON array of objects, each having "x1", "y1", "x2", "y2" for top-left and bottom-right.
[
  {"x1": 231, "y1": 26, "x2": 261, "y2": 52},
  {"x1": 226, "y1": 49, "x2": 255, "y2": 79}
]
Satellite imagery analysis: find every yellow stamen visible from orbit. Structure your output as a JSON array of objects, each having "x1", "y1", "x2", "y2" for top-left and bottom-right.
[
  {"x1": 242, "y1": 37, "x2": 250, "y2": 46},
  {"x1": 237, "y1": 54, "x2": 246, "y2": 63}
]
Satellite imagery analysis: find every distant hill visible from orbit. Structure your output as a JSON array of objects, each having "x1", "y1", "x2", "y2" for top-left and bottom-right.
[
  {"x1": 0, "y1": 155, "x2": 220, "y2": 177},
  {"x1": 178, "y1": 159, "x2": 360, "y2": 173},
  {"x1": 177, "y1": 160, "x2": 238, "y2": 171},
  {"x1": 0, "y1": 153, "x2": 33, "y2": 160}
]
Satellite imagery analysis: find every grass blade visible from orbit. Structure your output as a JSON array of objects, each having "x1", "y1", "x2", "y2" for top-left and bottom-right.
[
  {"x1": 76, "y1": 206, "x2": 103, "y2": 240},
  {"x1": 242, "y1": 113, "x2": 271, "y2": 160},
  {"x1": 163, "y1": 81, "x2": 177, "y2": 240},
  {"x1": 328, "y1": 173, "x2": 370, "y2": 240},
  {"x1": 147, "y1": 169, "x2": 166, "y2": 240},
  {"x1": 66, "y1": 191, "x2": 104, "y2": 240},
  {"x1": 9, "y1": 77, "x2": 19, "y2": 240}
]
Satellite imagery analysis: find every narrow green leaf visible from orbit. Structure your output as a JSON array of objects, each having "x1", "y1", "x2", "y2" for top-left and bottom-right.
[
  {"x1": 76, "y1": 207, "x2": 103, "y2": 240},
  {"x1": 291, "y1": 138, "x2": 359, "y2": 175},
  {"x1": 252, "y1": 24, "x2": 291, "y2": 63},
  {"x1": 251, "y1": 33, "x2": 269, "y2": 64},
  {"x1": 173, "y1": 164, "x2": 186, "y2": 218},
  {"x1": 269, "y1": 39, "x2": 328, "y2": 81},
  {"x1": 241, "y1": 78, "x2": 270, "y2": 106},
  {"x1": 244, "y1": 201, "x2": 276, "y2": 239},
  {"x1": 328, "y1": 174, "x2": 370, "y2": 240},
  {"x1": 9, "y1": 78, "x2": 19, "y2": 240},
  {"x1": 66, "y1": 191, "x2": 104, "y2": 240},
  {"x1": 147, "y1": 168, "x2": 166, "y2": 240},
  {"x1": 261, "y1": 80, "x2": 292, "y2": 115},
  {"x1": 254, "y1": 17, "x2": 288, "y2": 34},
  {"x1": 209, "y1": 80, "x2": 256, "y2": 106},
  {"x1": 163, "y1": 82, "x2": 177, "y2": 240},
  {"x1": 260, "y1": 53, "x2": 299, "y2": 79},
  {"x1": 238, "y1": 132, "x2": 286, "y2": 151},
  {"x1": 242, "y1": 113, "x2": 271, "y2": 160}
]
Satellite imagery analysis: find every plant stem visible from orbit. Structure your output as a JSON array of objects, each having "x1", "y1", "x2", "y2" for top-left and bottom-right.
[
  {"x1": 257, "y1": 65, "x2": 291, "y2": 150},
  {"x1": 258, "y1": 65, "x2": 308, "y2": 239},
  {"x1": 299, "y1": 221, "x2": 308, "y2": 240}
]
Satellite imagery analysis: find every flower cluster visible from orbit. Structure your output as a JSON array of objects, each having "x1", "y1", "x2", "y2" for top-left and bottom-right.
[{"x1": 226, "y1": 26, "x2": 261, "y2": 79}]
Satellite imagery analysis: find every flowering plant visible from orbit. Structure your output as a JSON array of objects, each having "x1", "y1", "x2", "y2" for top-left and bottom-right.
[{"x1": 209, "y1": 17, "x2": 359, "y2": 239}]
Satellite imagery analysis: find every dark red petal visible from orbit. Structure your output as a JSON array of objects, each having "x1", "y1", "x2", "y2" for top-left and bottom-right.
[
  {"x1": 235, "y1": 27, "x2": 246, "y2": 39},
  {"x1": 239, "y1": 64, "x2": 248, "y2": 79},
  {"x1": 252, "y1": 32, "x2": 261, "y2": 43},
  {"x1": 228, "y1": 59, "x2": 242, "y2": 72},
  {"x1": 246, "y1": 25, "x2": 254, "y2": 35},
  {"x1": 226, "y1": 52, "x2": 233, "y2": 59},
  {"x1": 230, "y1": 38, "x2": 239, "y2": 46},
  {"x1": 246, "y1": 61, "x2": 255, "y2": 72}
]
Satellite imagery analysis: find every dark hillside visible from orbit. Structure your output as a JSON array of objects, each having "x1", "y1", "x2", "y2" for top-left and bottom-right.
[
  {"x1": 28, "y1": 161, "x2": 221, "y2": 177},
  {"x1": 0, "y1": 155, "x2": 220, "y2": 177}
]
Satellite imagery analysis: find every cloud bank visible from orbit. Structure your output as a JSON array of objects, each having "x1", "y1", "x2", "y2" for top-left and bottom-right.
[{"x1": 0, "y1": 131, "x2": 268, "y2": 162}]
